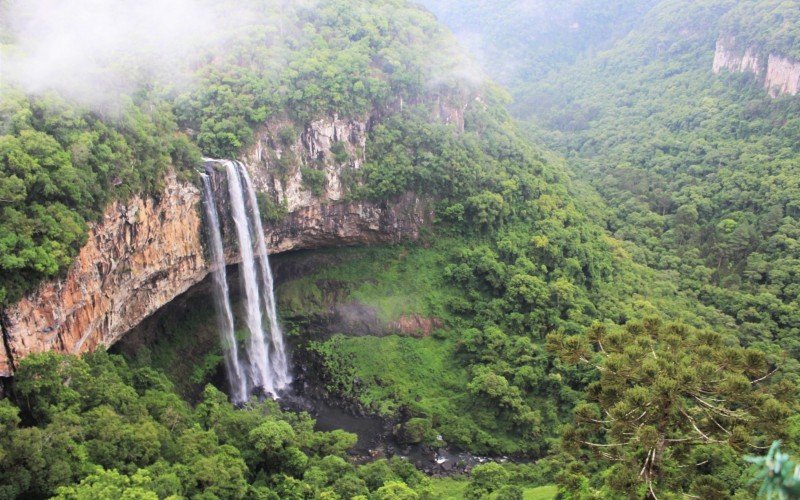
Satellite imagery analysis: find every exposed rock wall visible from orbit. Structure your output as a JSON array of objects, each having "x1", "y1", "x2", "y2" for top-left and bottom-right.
[
  {"x1": 0, "y1": 114, "x2": 434, "y2": 376},
  {"x1": 712, "y1": 37, "x2": 762, "y2": 76},
  {"x1": 0, "y1": 175, "x2": 206, "y2": 375},
  {"x1": 764, "y1": 54, "x2": 800, "y2": 97},
  {"x1": 713, "y1": 36, "x2": 800, "y2": 97},
  {"x1": 269, "y1": 192, "x2": 426, "y2": 253},
  {"x1": 243, "y1": 115, "x2": 367, "y2": 210}
]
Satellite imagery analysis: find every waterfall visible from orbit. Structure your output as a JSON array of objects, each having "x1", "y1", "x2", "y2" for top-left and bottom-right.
[
  {"x1": 240, "y1": 166, "x2": 291, "y2": 391},
  {"x1": 201, "y1": 174, "x2": 248, "y2": 403},
  {"x1": 201, "y1": 159, "x2": 291, "y2": 400},
  {"x1": 225, "y1": 160, "x2": 275, "y2": 397}
]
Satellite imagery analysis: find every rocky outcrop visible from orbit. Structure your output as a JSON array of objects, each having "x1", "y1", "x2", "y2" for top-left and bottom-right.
[
  {"x1": 713, "y1": 36, "x2": 800, "y2": 97},
  {"x1": 269, "y1": 192, "x2": 426, "y2": 253},
  {"x1": 243, "y1": 115, "x2": 368, "y2": 211},
  {"x1": 712, "y1": 37, "x2": 762, "y2": 76},
  {"x1": 764, "y1": 54, "x2": 800, "y2": 97},
  {"x1": 389, "y1": 314, "x2": 444, "y2": 338},
  {"x1": 0, "y1": 174, "x2": 206, "y2": 375},
  {"x1": 0, "y1": 113, "x2": 435, "y2": 376}
]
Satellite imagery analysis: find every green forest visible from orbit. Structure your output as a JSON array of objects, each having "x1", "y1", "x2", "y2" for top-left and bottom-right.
[{"x1": 2, "y1": 0, "x2": 800, "y2": 498}]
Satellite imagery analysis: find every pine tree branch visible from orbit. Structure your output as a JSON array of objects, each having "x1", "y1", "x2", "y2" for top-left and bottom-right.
[{"x1": 751, "y1": 366, "x2": 779, "y2": 384}]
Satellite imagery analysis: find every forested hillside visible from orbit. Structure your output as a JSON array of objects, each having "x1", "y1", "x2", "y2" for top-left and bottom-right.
[
  {"x1": 1, "y1": 0, "x2": 799, "y2": 498},
  {"x1": 421, "y1": 0, "x2": 800, "y2": 496},
  {"x1": 524, "y1": 0, "x2": 800, "y2": 382},
  {"x1": 719, "y1": 0, "x2": 800, "y2": 58},
  {"x1": 424, "y1": 0, "x2": 800, "y2": 387}
]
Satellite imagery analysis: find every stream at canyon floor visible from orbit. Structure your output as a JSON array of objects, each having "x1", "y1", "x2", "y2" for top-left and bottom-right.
[
  {"x1": 278, "y1": 382, "x2": 520, "y2": 476},
  {"x1": 113, "y1": 257, "x2": 524, "y2": 477}
]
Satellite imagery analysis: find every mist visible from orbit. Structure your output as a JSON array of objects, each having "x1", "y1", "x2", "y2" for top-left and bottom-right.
[{"x1": 0, "y1": 0, "x2": 258, "y2": 111}]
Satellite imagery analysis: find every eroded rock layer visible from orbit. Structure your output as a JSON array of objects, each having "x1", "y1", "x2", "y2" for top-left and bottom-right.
[
  {"x1": 713, "y1": 36, "x2": 800, "y2": 97},
  {"x1": 1, "y1": 174, "x2": 206, "y2": 375},
  {"x1": 0, "y1": 115, "x2": 432, "y2": 376}
]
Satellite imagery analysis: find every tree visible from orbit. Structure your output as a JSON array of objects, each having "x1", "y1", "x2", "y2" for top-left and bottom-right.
[
  {"x1": 466, "y1": 462, "x2": 522, "y2": 499},
  {"x1": 547, "y1": 317, "x2": 795, "y2": 497},
  {"x1": 13, "y1": 352, "x2": 89, "y2": 424},
  {"x1": 746, "y1": 441, "x2": 800, "y2": 499},
  {"x1": 187, "y1": 445, "x2": 249, "y2": 498},
  {"x1": 249, "y1": 420, "x2": 296, "y2": 456},
  {"x1": 53, "y1": 468, "x2": 158, "y2": 500},
  {"x1": 374, "y1": 481, "x2": 419, "y2": 499}
]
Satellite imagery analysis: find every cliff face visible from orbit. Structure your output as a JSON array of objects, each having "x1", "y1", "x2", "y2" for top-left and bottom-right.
[
  {"x1": 712, "y1": 37, "x2": 762, "y2": 76},
  {"x1": 713, "y1": 36, "x2": 800, "y2": 97},
  {"x1": 1, "y1": 175, "x2": 206, "y2": 376},
  {"x1": 764, "y1": 54, "x2": 800, "y2": 97},
  {"x1": 243, "y1": 115, "x2": 428, "y2": 252},
  {"x1": 0, "y1": 114, "x2": 433, "y2": 376}
]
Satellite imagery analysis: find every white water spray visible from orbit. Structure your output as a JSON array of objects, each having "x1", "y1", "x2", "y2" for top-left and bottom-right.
[
  {"x1": 225, "y1": 160, "x2": 276, "y2": 396},
  {"x1": 201, "y1": 174, "x2": 248, "y2": 403},
  {"x1": 240, "y1": 166, "x2": 291, "y2": 391},
  {"x1": 202, "y1": 159, "x2": 291, "y2": 400}
]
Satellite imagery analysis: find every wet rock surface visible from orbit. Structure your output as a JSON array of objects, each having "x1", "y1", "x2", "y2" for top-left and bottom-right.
[{"x1": 280, "y1": 377, "x2": 518, "y2": 477}]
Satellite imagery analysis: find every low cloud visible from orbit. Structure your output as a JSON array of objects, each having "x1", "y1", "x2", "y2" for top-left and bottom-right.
[{"x1": 1, "y1": 0, "x2": 256, "y2": 111}]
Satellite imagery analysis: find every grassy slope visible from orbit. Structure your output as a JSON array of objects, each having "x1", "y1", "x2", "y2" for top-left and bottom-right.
[
  {"x1": 276, "y1": 242, "x2": 529, "y2": 452},
  {"x1": 430, "y1": 478, "x2": 558, "y2": 499},
  {"x1": 278, "y1": 245, "x2": 460, "y2": 324},
  {"x1": 523, "y1": 485, "x2": 559, "y2": 500}
]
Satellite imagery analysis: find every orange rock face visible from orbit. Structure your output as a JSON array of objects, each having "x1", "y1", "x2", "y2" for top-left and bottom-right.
[
  {"x1": 389, "y1": 314, "x2": 444, "y2": 337},
  {"x1": 0, "y1": 178, "x2": 428, "y2": 376},
  {"x1": 1, "y1": 174, "x2": 206, "y2": 375}
]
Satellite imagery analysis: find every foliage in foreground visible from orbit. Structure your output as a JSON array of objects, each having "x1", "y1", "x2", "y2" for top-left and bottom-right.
[
  {"x1": 548, "y1": 318, "x2": 797, "y2": 498},
  {"x1": 747, "y1": 441, "x2": 800, "y2": 499},
  {"x1": 0, "y1": 351, "x2": 435, "y2": 499}
]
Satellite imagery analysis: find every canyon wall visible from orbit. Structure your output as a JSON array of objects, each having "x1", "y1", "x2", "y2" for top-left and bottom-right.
[
  {"x1": 0, "y1": 114, "x2": 434, "y2": 376},
  {"x1": 713, "y1": 36, "x2": 800, "y2": 97}
]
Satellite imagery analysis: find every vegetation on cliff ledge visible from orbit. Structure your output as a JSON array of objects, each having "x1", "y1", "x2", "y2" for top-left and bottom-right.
[{"x1": 0, "y1": 0, "x2": 473, "y2": 304}]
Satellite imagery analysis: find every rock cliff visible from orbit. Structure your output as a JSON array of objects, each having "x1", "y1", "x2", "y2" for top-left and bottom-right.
[
  {"x1": 0, "y1": 114, "x2": 434, "y2": 376},
  {"x1": 713, "y1": 36, "x2": 800, "y2": 97},
  {"x1": 764, "y1": 54, "x2": 800, "y2": 97}
]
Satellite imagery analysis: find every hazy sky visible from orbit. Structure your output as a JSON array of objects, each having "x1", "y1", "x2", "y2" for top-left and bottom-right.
[{"x1": 1, "y1": 0, "x2": 254, "y2": 110}]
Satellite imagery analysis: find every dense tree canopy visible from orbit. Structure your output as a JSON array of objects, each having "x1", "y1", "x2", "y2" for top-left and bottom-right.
[
  {"x1": 519, "y1": 0, "x2": 800, "y2": 386},
  {"x1": 548, "y1": 318, "x2": 796, "y2": 497},
  {"x1": 2, "y1": 0, "x2": 799, "y2": 497},
  {"x1": 0, "y1": 351, "x2": 437, "y2": 499}
]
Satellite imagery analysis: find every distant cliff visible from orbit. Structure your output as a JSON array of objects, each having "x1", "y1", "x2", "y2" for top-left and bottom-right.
[
  {"x1": 0, "y1": 108, "x2": 450, "y2": 376},
  {"x1": 713, "y1": 36, "x2": 800, "y2": 97}
]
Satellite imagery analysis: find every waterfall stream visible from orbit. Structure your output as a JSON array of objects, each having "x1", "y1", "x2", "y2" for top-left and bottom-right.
[
  {"x1": 225, "y1": 160, "x2": 274, "y2": 396},
  {"x1": 201, "y1": 174, "x2": 248, "y2": 403},
  {"x1": 240, "y1": 166, "x2": 291, "y2": 391},
  {"x1": 202, "y1": 160, "x2": 291, "y2": 401}
]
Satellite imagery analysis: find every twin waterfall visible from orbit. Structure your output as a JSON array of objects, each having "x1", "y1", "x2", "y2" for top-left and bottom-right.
[{"x1": 201, "y1": 160, "x2": 291, "y2": 403}]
